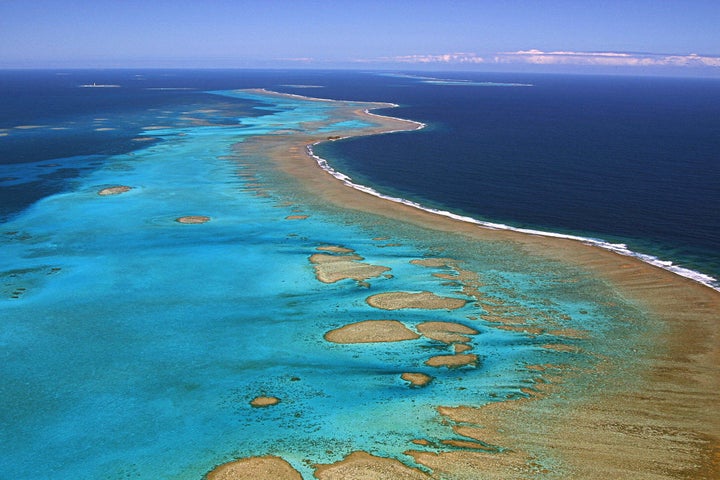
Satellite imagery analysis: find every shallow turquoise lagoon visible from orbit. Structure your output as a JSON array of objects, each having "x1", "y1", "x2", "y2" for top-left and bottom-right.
[{"x1": 0, "y1": 91, "x2": 647, "y2": 479}]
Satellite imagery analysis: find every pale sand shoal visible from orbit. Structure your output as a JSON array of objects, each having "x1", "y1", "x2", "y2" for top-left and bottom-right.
[
  {"x1": 207, "y1": 451, "x2": 431, "y2": 480},
  {"x1": 309, "y1": 251, "x2": 391, "y2": 283},
  {"x1": 97, "y1": 185, "x2": 132, "y2": 196},
  {"x1": 175, "y1": 215, "x2": 210, "y2": 224},
  {"x1": 310, "y1": 253, "x2": 363, "y2": 263},
  {"x1": 229, "y1": 90, "x2": 720, "y2": 478},
  {"x1": 206, "y1": 456, "x2": 302, "y2": 480},
  {"x1": 366, "y1": 291, "x2": 467, "y2": 311},
  {"x1": 249, "y1": 396, "x2": 280, "y2": 407},
  {"x1": 317, "y1": 245, "x2": 355, "y2": 254},
  {"x1": 314, "y1": 261, "x2": 390, "y2": 284},
  {"x1": 401, "y1": 372, "x2": 433, "y2": 387},
  {"x1": 416, "y1": 321, "x2": 478, "y2": 344},
  {"x1": 314, "y1": 451, "x2": 431, "y2": 480},
  {"x1": 425, "y1": 353, "x2": 478, "y2": 368},
  {"x1": 324, "y1": 320, "x2": 419, "y2": 343}
]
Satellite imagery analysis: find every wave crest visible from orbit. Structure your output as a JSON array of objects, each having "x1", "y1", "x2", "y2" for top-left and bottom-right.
[{"x1": 307, "y1": 141, "x2": 719, "y2": 292}]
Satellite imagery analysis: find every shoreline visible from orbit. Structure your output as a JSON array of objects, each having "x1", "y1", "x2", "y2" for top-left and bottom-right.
[
  {"x1": 221, "y1": 89, "x2": 720, "y2": 478},
  {"x1": 252, "y1": 87, "x2": 718, "y2": 291},
  {"x1": 308, "y1": 138, "x2": 718, "y2": 292}
]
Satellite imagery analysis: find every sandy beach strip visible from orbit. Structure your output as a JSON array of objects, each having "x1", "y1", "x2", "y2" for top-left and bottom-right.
[{"x1": 227, "y1": 90, "x2": 720, "y2": 479}]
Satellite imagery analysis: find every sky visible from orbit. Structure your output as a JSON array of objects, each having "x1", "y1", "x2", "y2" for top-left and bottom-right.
[{"x1": 1, "y1": 0, "x2": 719, "y2": 74}]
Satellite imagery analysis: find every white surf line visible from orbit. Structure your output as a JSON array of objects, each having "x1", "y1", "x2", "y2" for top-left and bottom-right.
[{"x1": 308, "y1": 126, "x2": 718, "y2": 292}]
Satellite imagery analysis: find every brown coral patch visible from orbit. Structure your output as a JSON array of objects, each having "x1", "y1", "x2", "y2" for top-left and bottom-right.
[
  {"x1": 425, "y1": 354, "x2": 478, "y2": 368},
  {"x1": 324, "y1": 320, "x2": 419, "y2": 344},
  {"x1": 366, "y1": 291, "x2": 467, "y2": 311},
  {"x1": 249, "y1": 396, "x2": 280, "y2": 407},
  {"x1": 401, "y1": 372, "x2": 433, "y2": 387},
  {"x1": 314, "y1": 451, "x2": 431, "y2": 479},
  {"x1": 416, "y1": 321, "x2": 478, "y2": 344},
  {"x1": 98, "y1": 185, "x2": 132, "y2": 196},
  {"x1": 206, "y1": 456, "x2": 301, "y2": 480},
  {"x1": 175, "y1": 215, "x2": 210, "y2": 224}
]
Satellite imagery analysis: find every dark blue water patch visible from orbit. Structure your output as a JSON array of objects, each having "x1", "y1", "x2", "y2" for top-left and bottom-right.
[
  {"x1": 0, "y1": 69, "x2": 406, "y2": 220},
  {"x1": 0, "y1": 154, "x2": 107, "y2": 221},
  {"x1": 0, "y1": 70, "x2": 299, "y2": 219},
  {"x1": 314, "y1": 73, "x2": 720, "y2": 281}
]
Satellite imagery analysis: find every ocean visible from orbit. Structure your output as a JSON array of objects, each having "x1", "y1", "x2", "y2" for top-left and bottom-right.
[
  {"x1": 3, "y1": 70, "x2": 719, "y2": 286},
  {"x1": 0, "y1": 69, "x2": 717, "y2": 479},
  {"x1": 314, "y1": 72, "x2": 720, "y2": 288}
]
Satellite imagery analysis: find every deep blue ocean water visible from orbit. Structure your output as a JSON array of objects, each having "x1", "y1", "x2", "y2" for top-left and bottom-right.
[
  {"x1": 3, "y1": 70, "x2": 718, "y2": 286},
  {"x1": 0, "y1": 69, "x2": 715, "y2": 479},
  {"x1": 314, "y1": 72, "x2": 720, "y2": 286}
]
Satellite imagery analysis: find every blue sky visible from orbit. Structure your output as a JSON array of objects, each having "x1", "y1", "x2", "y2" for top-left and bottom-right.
[{"x1": 1, "y1": 0, "x2": 719, "y2": 73}]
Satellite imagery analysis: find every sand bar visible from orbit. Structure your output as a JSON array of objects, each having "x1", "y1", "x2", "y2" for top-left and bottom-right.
[
  {"x1": 97, "y1": 185, "x2": 132, "y2": 196},
  {"x1": 324, "y1": 320, "x2": 419, "y2": 343},
  {"x1": 310, "y1": 253, "x2": 363, "y2": 263},
  {"x1": 366, "y1": 291, "x2": 467, "y2": 310},
  {"x1": 425, "y1": 353, "x2": 478, "y2": 368},
  {"x1": 175, "y1": 215, "x2": 210, "y2": 224},
  {"x1": 314, "y1": 261, "x2": 390, "y2": 284},
  {"x1": 401, "y1": 372, "x2": 433, "y2": 387},
  {"x1": 309, "y1": 251, "x2": 390, "y2": 283},
  {"x1": 314, "y1": 451, "x2": 431, "y2": 479},
  {"x1": 249, "y1": 396, "x2": 280, "y2": 407},
  {"x1": 317, "y1": 245, "x2": 356, "y2": 254},
  {"x1": 416, "y1": 321, "x2": 478, "y2": 344},
  {"x1": 206, "y1": 456, "x2": 302, "y2": 480}
]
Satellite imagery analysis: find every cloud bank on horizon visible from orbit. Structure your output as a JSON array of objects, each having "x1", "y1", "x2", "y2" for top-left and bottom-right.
[{"x1": 372, "y1": 50, "x2": 720, "y2": 69}]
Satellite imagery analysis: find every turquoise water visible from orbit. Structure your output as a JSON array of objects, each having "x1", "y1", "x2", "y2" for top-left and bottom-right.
[{"x1": 1, "y1": 89, "x2": 649, "y2": 479}]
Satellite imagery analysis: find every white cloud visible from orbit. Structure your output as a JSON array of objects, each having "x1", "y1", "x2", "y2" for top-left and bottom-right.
[
  {"x1": 276, "y1": 57, "x2": 316, "y2": 63},
  {"x1": 381, "y1": 53, "x2": 485, "y2": 64},
  {"x1": 373, "y1": 50, "x2": 720, "y2": 69},
  {"x1": 498, "y1": 50, "x2": 720, "y2": 67}
]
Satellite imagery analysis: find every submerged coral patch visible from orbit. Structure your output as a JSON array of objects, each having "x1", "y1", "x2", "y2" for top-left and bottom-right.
[
  {"x1": 206, "y1": 456, "x2": 302, "y2": 480},
  {"x1": 401, "y1": 372, "x2": 433, "y2": 387},
  {"x1": 175, "y1": 215, "x2": 210, "y2": 224},
  {"x1": 324, "y1": 320, "x2": 419, "y2": 343},
  {"x1": 97, "y1": 185, "x2": 132, "y2": 196},
  {"x1": 425, "y1": 353, "x2": 478, "y2": 368},
  {"x1": 366, "y1": 291, "x2": 467, "y2": 310},
  {"x1": 250, "y1": 396, "x2": 280, "y2": 407}
]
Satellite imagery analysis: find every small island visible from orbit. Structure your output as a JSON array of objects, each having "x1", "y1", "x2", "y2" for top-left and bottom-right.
[
  {"x1": 97, "y1": 185, "x2": 132, "y2": 196},
  {"x1": 250, "y1": 396, "x2": 280, "y2": 407},
  {"x1": 175, "y1": 215, "x2": 211, "y2": 224}
]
